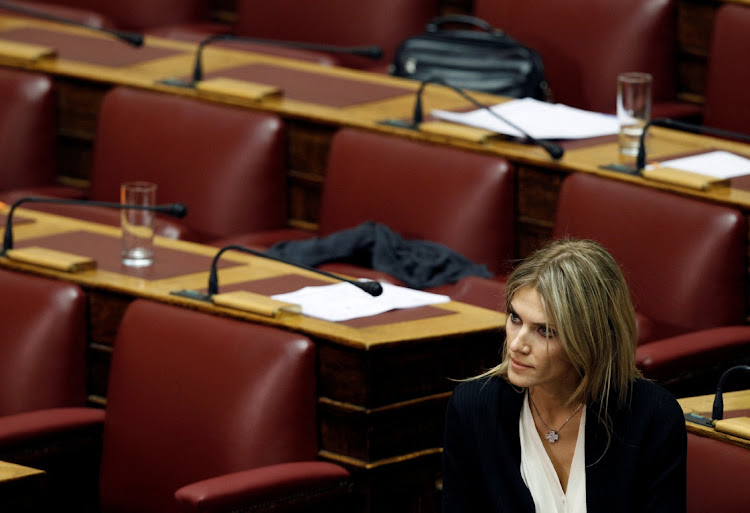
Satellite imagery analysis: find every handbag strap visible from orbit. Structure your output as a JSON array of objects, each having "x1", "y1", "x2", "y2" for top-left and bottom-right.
[{"x1": 425, "y1": 14, "x2": 498, "y2": 34}]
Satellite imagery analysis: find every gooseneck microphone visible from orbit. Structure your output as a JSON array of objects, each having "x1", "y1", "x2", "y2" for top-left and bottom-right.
[
  {"x1": 1, "y1": 196, "x2": 187, "y2": 255},
  {"x1": 711, "y1": 364, "x2": 750, "y2": 421},
  {"x1": 207, "y1": 244, "x2": 384, "y2": 297},
  {"x1": 636, "y1": 118, "x2": 750, "y2": 172},
  {"x1": 392, "y1": 77, "x2": 564, "y2": 160},
  {"x1": 0, "y1": 0, "x2": 144, "y2": 47},
  {"x1": 191, "y1": 33, "x2": 383, "y2": 83}
]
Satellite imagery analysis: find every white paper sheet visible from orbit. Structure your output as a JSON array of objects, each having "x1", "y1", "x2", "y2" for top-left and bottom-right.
[
  {"x1": 647, "y1": 150, "x2": 750, "y2": 179},
  {"x1": 431, "y1": 97, "x2": 620, "y2": 140},
  {"x1": 271, "y1": 281, "x2": 450, "y2": 322}
]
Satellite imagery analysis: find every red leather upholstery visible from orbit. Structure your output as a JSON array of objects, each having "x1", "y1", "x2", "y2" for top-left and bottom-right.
[
  {"x1": 213, "y1": 128, "x2": 516, "y2": 279},
  {"x1": 96, "y1": 300, "x2": 345, "y2": 513},
  {"x1": 702, "y1": 4, "x2": 750, "y2": 136},
  {"x1": 0, "y1": 299, "x2": 349, "y2": 512},
  {"x1": 0, "y1": 68, "x2": 57, "y2": 191},
  {"x1": 474, "y1": 0, "x2": 680, "y2": 114},
  {"x1": 686, "y1": 432, "x2": 750, "y2": 513},
  {"x1": 233, "y1": 0, "x2": 438, "y2": 70},
  {"x1": 0, "y1": 269, "x2": 87, "y2": 415},
  {"x1": 636, "y1": 325, "x2": 750, "y2": 382},
  {"x1": 0, "y1": 2, "x2": 114, "y2": 27},
  {"x1": 19, "y1": 86, "x2": 287, "y2": 242},
  {"x1": 553, "y1": 173, "x2": 746, "y2": 344},
  {"x1": 26, "y1": 0, "x2": 209, "y2": 30}
]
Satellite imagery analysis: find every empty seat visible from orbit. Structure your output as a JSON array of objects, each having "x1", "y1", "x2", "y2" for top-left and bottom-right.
[
  {"x1": 474, "y1": 0, "x2": 698, "y2": 118},
  {"x1": 0, "y1": 68, "x2": 57, "y2": 192},
  {"x1": 212, "y1": 127, "x2": 515, "y2": 287},
  {"x1": 25, "y1": 0, "x2": 209, "y2": 31},
  {"x1": 553, "y1": 172, "x2": 746, "y2": 344},
  {"x1": 231, "y1": 0, "x2": 438, "y2": 71},
  {"x1": 5, "y1": 86, "x2": 288, "y2": 243},
  {"x1": 702, "y1": 3, "x2": 750, "y2": 136},
  {"x1": 0, "y1": 299, "x2": 350, "y2": 512},
  {"x1": 0, "y1": 268, "x2": 87, "y2": 415},
  {"x1": 686, "y1": 432, "x2": 750, "y2": 513}
]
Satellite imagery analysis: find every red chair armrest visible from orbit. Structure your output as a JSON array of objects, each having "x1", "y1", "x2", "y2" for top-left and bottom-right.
[
  {"x1": 0, "y1": 408, "x2": 105, "y2": 446},
  {"x1": 636, "y1": 325, "x2": 750, "y2": 378},
  {"x1": 175, "y1": 461, "x2": 351, "y2": 513}
]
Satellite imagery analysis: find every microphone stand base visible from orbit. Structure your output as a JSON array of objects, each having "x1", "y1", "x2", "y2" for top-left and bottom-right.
[
  {"x1": 599, "y1": 163, "x2": 641, "y2": 176},
  {"x1": 170, "y1": 289, "x2": 212, "y2": 302},
  {"x1": 158, "y1": 78, "x2": 196, "y2": 89},
  {"x1": 378, "y1": 119, "x2": 418, "y2": 130}
]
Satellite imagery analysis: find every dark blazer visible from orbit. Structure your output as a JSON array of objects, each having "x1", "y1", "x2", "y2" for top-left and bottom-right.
[{"x1": 442, "y1": 376, "x2": 686, "y2": 512}]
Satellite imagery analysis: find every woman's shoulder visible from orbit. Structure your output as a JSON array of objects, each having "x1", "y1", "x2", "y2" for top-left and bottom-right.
[
  {"x1": 627, "y1": 378, "x2": 685, "y2": 422},
  {"x1": 450, "y1": 375, "x2": 522, "y2": 412}
]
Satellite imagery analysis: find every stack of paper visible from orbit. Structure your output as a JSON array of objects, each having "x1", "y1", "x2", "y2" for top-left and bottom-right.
[
  {"x1": 272, "y1": 281, "x2": 450, "y2": 322},
  {"x1": 431, "y1": 97, "x2": 620, "y2": 140}
]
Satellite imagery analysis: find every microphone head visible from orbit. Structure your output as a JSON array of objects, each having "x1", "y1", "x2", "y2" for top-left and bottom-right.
[
  {"x1": 543, "y1": 141, "x2": 565, "y2": 160},
  {"x1": 117, "y1": 31, "x2": 145, "y2": 47},
  {"x1": 164, "y1": 203, "x2": 188, "y2": 219},
  {"x1": 355, "y1": 46, "x2": 383, "y2": 60},
  {"x1": 358, "y1": 281, "x2": 384, "y2": 297}
]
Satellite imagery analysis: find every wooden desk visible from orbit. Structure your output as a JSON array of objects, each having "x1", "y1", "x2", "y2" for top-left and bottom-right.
[
  {"x1": 0, "y1": 208, "x2": 506, "y2": 513},
  {"x1": 678, "y1": 389, "x2": 750, "y2": 449},
  {"x1": 0, "y1": 460, "x2": 45, "y2": 512}
]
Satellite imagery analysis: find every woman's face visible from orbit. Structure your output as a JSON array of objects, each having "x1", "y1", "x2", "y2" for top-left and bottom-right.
[{"x1": 505, "y1": 286, "x2": 578, "y2": 394}]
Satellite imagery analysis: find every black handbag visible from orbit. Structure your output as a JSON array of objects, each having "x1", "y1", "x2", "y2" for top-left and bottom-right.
[{"x1": 390, "y1": 14, "x2": 548, "y2": 100}]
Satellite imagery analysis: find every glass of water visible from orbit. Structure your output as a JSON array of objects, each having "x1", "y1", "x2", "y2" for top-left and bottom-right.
[{"x1": 617, "y1": 72, "x2": 652, "y2": 157}]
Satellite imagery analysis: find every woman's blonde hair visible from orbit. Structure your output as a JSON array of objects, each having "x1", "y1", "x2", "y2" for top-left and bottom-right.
[{"x1": 481, "y1": 238, "x2": 641, "y2": 418}]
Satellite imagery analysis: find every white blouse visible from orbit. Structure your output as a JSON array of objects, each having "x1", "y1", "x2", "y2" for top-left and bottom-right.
[{"x1": 519, "y1": 392, "x2": 587, "y2": 513}]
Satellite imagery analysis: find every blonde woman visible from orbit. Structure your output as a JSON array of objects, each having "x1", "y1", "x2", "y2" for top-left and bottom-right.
[{"x1": 442, "y1": 239, "x2": 686, "y2": 513}]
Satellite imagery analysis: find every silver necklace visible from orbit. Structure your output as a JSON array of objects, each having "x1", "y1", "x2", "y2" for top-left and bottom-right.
[{"x1": 528, "y1": 394, "x2": 583, "y2": 444}]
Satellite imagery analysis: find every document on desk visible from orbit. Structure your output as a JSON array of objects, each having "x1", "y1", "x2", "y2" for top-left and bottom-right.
[
  {"x1": 271, "y1": 282, "x2": 450, "y2": 322},
  {"x1": 431, "y1": 97, "x2": 620, "y2": 139},
  {"x1": 647, "y1": 150, "x2": 750, "y2": 179}
]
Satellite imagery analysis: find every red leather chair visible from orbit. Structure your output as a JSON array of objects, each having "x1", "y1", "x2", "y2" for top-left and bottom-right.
[
  {"x1": 25, "y1": 0, "x2": 209, "y2": 31},
  {"x1": 552, "y1": 172, "x2": 746, "y2": 345},
  {"x1": 232, "y1": 0, "x2": 438, "y2": 71},
  {"x1": 5, "y1": 86, "x2": 288, "y2": 243},
  {"x1": 0, "y1": 68, "x2": 57, "y2": 192},
  {"x1": 0, "y1": 299, "x2": 350, "y2": 513},
  {"x1": 212, "y1": 127, "x2": 515, "y2": 286},
  {"x1": 637, "y1": 326, "x2": 750, "y2": 394},
  {"x1": 0, "y1": 2, "x2": 114, "y2": 28},
  {"x1": 686, "y1": 432, "x2": 750, "y2": 513},
  {"x1": 473, "y1": 0, "x2": 699, "y2": 118},
  {"x1": 0, "y1": 268, "x2": 87, "y2": 415},
  {"x1": 702, "y1": 3, "x2": 750, "y2": 136}
]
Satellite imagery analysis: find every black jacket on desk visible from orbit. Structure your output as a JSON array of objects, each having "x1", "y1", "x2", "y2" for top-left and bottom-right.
[{"x1": 442, "y1": 376, "x2": 687, "y2": 512}]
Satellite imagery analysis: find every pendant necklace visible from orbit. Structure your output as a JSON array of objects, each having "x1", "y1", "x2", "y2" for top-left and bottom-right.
[{"x1": 528, "y1": 394, "x2": 583, "y2": 444}]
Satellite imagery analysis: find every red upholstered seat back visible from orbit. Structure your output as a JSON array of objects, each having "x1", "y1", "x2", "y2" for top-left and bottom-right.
[
  {"x1": 553, "y1": 173, "x2": 746, "y2": 340},
  {"x1": 26, "y1": 0, "x2": 209, "y2": 30},
  {"x1": 0, "y1": 269, "x2": 87, "y2": 415},
  {"x1": 98, "y1": 300, "x2": 317, "y2": 513},
  {"x1": 703, "y1": 4, "x2": 750, "y2": 136},
  {"x1": 88, "y1": 87, "x2": 287, "y2": 241},
  {"x1": 474, "y1": 0, "x2": 677, "y2": 113},
  {"x1": 0, "y1": 68, "x2": 57, "y2": 191},
  {"x1": 233, "y1": 0, "x2": 438, "y2": 69},
  {"x1": 318, "y1": 129, "x2": 515, "y2": 275},
  {"x1": 687, "y1": 433, "x2": 750, "y2": 513}
]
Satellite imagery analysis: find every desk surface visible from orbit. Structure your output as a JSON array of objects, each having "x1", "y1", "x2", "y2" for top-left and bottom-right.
[
  {"x1": 0, "y1": 207, "x2": 505, "y2": 349},
  {"x1": 3, "y1": 14, "x2": 750, "y2": 212},
  {"x1": 678, "y1": 389, "x2": 750, "y2": 449}
]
